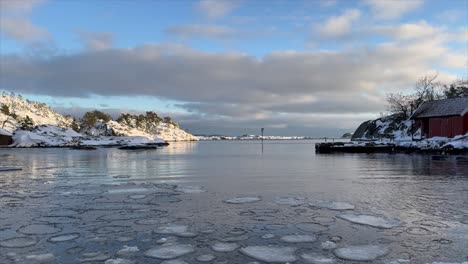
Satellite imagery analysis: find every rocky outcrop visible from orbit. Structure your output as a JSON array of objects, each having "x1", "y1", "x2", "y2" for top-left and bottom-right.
[{"x1": 351, "y1": 114, "x2": 420, "y2": 141}]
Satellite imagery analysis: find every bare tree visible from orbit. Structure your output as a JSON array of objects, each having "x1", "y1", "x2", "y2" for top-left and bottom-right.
[
  {"x1": 386, "y1": 73, "x2": 442, "y2": 118},
  {"x1": 412, "y1": 73, "x2": 443, "y2": 109},
  {"x1": 386, "y1": 93, "x2": 413, "y2": 118}
]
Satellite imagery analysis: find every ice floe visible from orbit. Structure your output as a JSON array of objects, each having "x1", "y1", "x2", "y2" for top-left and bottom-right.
[
  {"x1": 25, "y1": 253, "x2": 56, "y2": 263},
  {"x1": 224, "y1": 197, "x2": 261, "y2": 204},
  {"x1": 117, "y1": 245, "x2": 139, "y2": 256},
  {"x1": 211, "y1": 242, "x2": 239, "y2": 252},
  {"x1": 161, "y1": 260, "x2": 190, "y2": 264},
  {"x1": 196, "y1": 254, "x2": 216, "y2": 262},
  {"x1": 144, "y1": 244, "x2": 195, "y2": 259},
  {"x1": 175, "y1": 185, "x2": 206, "y2": 194},
  {"x1": 321, "y1": 241, "x2": 337, "y2": 250},
  {"x1": 18, "y1": 224, "x2": 62, "y2": 235},
  {"x1": 280, "y1": 234, "x2": 317, "y2": 243},
  {"x1": 157, "y1": 237, "x2": 178, "y2": 244},
  {"x1": 240, "y1": 246, "x2": 297, "y2": 263},
  {"x1": 337, "y1": 214, "x2": 400, "y2": 229},
  {"x1": 295, "y1": 222, "x2": 328, "y2": 232},
  {"x1": 274, "y1": 197, "x2": 306, "y2": 206},
  {"x1": 48, "y1": 233, "x2": 80, "y2": 243},
  {"x1": 104, "y1": 258, "x2": 135, "y2": 264},
  {"x1": 154, "y1": 224, "x2": 189, "y2": 235},
  {"x1": 334, "y1": 245, "x2": 390, "y2": 261},
  {"x1": 261, "y1": 234, "x2": 275, "y2": 239},
  {"x1": 309, "y1": 200, "x2": 355, "y2": 210},
  {"x1": 0, "y1": 237, "x2": 38, "y2": 248},
  {"x1": 301, "y1": 253, "x2": 335, "y2": 264}
]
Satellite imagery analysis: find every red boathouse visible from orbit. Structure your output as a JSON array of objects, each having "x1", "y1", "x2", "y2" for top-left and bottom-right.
[{"x1": 411, "y1": 97, "x2": 468, "y2": 138}]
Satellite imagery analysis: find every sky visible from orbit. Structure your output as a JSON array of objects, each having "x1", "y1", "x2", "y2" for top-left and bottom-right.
[{"x1": 0, "y1": 0, "x2": 467, "y2": 136}]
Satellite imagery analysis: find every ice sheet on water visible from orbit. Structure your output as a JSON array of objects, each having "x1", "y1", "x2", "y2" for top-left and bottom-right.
[
  {"x1": 161, "y1": 260, "x2": 190, "y2": 264},
  {"x1": 154, "y1": 224, "x2": 189, "y2": 235},
  {"x1": 196, "y1": 254, "x2": 216, "y2": 262},
  {"x1": 104, "y1": 259, "x2": 135, "y2": 264},
  {"x1": 428, "y1": 262, "x2": 468, "y2": 264},
  {"x1": 337, "y1": 214, "x2": 400, "y2": 229},
  {"x1": 144, "y1": 243, "x2": 195, "y2": 259},
  {"x1": 35, "y1": 216, "x2": 80, "y2": 224},
  {"x1": 321, "y1": 241, "x2": 337, "y2": 250},
  {"x1": 79, "y1": 252, "x2": 111, "y2": 262},
  {"x1": 175, "y1": 185, "x2": 206, "y2": 194},
  {"x1": 211, "y1": 242, "x2": 239, "y2": 252},
  {"x1": 334, "y1": 245, "x2": 390, "y2": 261},
  {"x1": 301, "y1": 253, "x2": 335, "y2": 264},
  {"x1": 107, "y1": 188, "x2": 150, "y2": 194},
  {"x1": 309, "y1": 200, "x2": 355, "y2": 210},
  {"x1": 240, "y1": 246, "x2": 297, "y2": 263},
  {"x1": 224, "y1": 197, "x2": 261, "y2": 204},
  {"x1": 280, "y1": 234, "x2": 317, "y2": 243},
  {"x1": 25, "y1": 253, "x2": 56, "y2": 263},
  {"x1": 48, "y1": 233, "x2": 80, "y2": 243},
  {"x1": 157, "y1": 237, "x2": 178, "y2": 244},
  {"x1": 295, "y1": 222, "x2": 328, "y2": 233},
  {"x1": 275, "y1": 197, "x2": 306, "y2": 206},
  {"x1": 18, "y1": 224, "x2": 62, "y2": 235},
  {"x1": 117, "y1": 245, "x2": 139, "y2": 256},
  {"x1": 128, "y1": 194, "x2": 147, "y2": 200}
]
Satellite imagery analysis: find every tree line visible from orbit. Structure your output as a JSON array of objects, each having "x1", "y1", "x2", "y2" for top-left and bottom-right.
[
  {"x1": 0, "y1": 92, "x2": 179, "y2": 132},
  {"x1": 387, "y1": 74, "x2": 467, "y2": 119}
]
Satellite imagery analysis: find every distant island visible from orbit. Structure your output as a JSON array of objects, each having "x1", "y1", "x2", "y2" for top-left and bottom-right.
[{"x1": 0, "y1": 92, "x2": 197, "y2": 147}]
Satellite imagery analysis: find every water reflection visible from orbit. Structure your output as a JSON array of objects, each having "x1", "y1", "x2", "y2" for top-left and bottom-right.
[{"x1": 0, "y1": 141, "x2": 467, "y2": 263}]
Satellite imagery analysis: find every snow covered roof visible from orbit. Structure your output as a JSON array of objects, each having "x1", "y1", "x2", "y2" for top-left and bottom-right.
[
  {"x1": 411, "y1": 97, "x2": 468, "y2": 119},
  {"x1": 0, "y1": 127, "x2": 12, "y2": 136}
]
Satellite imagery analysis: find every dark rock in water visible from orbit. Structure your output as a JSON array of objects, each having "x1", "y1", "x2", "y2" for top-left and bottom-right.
[
  {"x1": 146, "y1": 142, "x2": 170, "y2": 146},
  {"x1": 432, "y1": 155, "x2": 448, "y2": 161},
  {"x1": 455, "y1": 156, "x2": 468, "y2": 162},
  {"x1": 0, "y1": 167, "x2": 22, "y2": 172},
  {"x1": 119, "y1": 145, "x2": 158, "y2": 150},
  {"x1": 70, "y1": 146, "x2": 97, "y2": 150}
]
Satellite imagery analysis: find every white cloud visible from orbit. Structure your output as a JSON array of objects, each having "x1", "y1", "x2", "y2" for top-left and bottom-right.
[
  {"x1": 78, "y1": 31, "x2": 114, "y2": 51},
  {"x1": 195, "y1": 0, "x2": 240, "y2": 19},
  {"x1": 165, "y1": 24, "x2": 236, "y2": 39},
  {"x1": 320, "y1": 0, "x2": 338, "y2": 8},
  {"x1": 363, "y1": 0, "x2": 424, "y2": 20},
  {"x1": 317, "y1": 9, "x2": 361, "y2": 37},
  {"x1": 374, "y1": 20, "x2": 437, "y2": 40},
  {"x1": 0, "y1": 16, "x2": 49, "y2": 42},
  {"x1": 0, "y1": 0, "x2": 43, "y2": 14},
  {"x1": 0, "y1": 0, "x2": 49, "y2": 43}
]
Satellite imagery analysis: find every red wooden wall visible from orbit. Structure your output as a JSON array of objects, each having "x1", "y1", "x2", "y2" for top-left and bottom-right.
[
  {"x1": 428, "y1": 116, "x2": 464, "y2": 138},
  {"x1": 415, "y1": 114, "x2": 468, "y2": 138}
]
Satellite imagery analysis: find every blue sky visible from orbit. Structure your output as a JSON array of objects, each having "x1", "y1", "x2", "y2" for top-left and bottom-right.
[{"x1": 0, "y1": 0, "x2": 467, "y2": 136}]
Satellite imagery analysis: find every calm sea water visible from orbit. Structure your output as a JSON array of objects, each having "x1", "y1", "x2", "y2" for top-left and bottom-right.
[{"x1": 0, "y1": 140, "x2": 467, "y2": 263}]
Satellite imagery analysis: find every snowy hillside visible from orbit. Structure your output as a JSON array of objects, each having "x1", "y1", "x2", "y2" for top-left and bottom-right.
[
  {"x1": 351, "y1": 114, "x2": 420, "y2": 141},
  {"x1": 0, "y1": 92, "x2": 197, "y2": 144},
  {"x1": 11, "y1": 125, "x2": 166, "y2": 148},
  {"x1": 0, "y1": 92, "x2": 73, "y2": 133},
  {"x1": 350, "y1": 114, "x2": 467, "y2": 151},
  {"x1": 84, "y1": 119, "x2": 197, "y2": 141}
]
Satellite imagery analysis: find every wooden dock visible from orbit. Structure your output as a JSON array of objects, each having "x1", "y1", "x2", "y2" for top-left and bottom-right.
[{"x1": 315, "y1": 142, "x2": 467, "y2": 155}]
